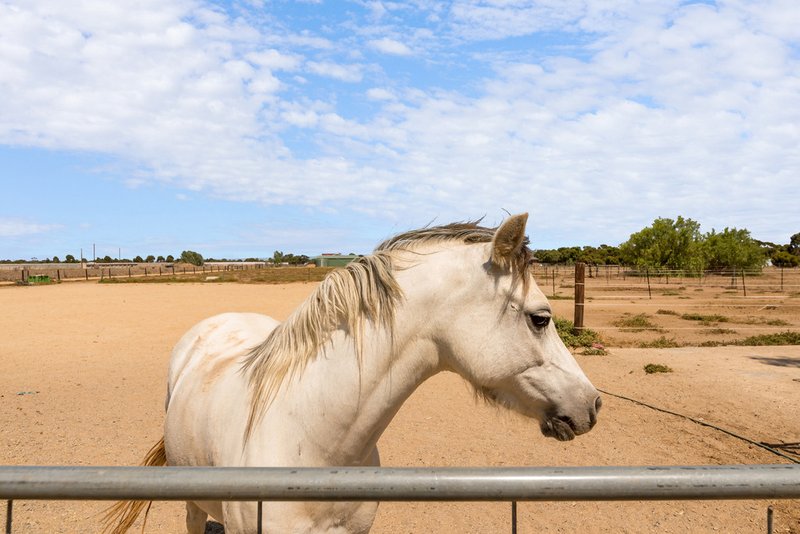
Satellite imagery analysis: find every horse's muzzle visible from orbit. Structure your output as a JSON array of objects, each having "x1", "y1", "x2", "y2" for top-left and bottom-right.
[{"x1": 541, "y1": 395, "x2": 602, "y2": 441}]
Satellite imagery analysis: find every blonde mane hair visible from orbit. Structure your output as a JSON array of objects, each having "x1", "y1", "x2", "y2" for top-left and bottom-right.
[{"x1": 241, "y1": 220, "x2": 533, "y2": 437}]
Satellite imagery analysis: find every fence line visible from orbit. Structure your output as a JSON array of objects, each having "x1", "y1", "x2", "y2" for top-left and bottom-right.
[
  {"x1": 0, "y1": 262, "x2": 273, "y2": 284},
  {"x1": 2, "y1": 465, "x2": 799, "y2": 502}
]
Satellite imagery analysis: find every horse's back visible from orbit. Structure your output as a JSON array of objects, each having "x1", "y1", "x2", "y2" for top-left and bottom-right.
[
  {"x1": 164, "y1": 312, "x2": 279, "y2": 469},
  {"x1": 167, "y1": 312, "x2": 278, "y2": 400}
]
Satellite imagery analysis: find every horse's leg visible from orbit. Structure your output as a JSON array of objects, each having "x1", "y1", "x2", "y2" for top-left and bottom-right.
[{"x1": 185, "y1": 502, "x2": 208, "y2": 534}]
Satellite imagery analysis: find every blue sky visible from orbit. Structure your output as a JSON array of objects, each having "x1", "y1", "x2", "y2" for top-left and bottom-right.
[{"x1": 1, "y1": 0, "x2": 799, "y2": 261}]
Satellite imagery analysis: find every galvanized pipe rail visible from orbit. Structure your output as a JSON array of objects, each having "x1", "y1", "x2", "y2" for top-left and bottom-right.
[{"x1": 2, "y1": 465, "x2": 800, "y2": 502}]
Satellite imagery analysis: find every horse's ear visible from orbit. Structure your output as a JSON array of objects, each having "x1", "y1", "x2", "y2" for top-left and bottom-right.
[{"x1": 492, "y1": 213, "x2": 528, "y2": 267}]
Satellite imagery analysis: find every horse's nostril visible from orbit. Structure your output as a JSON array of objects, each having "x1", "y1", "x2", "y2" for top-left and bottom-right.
[{"x1": 595, "y1": 396, "x2": 603, "y2": 412}]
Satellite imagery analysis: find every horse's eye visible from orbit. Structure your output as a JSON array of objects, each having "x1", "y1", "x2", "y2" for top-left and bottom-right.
[{"x1": 529, "y1": 314, "x2": 551, "y2": 328}]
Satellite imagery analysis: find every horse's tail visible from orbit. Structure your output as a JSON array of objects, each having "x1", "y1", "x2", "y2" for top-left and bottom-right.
[{"x1": 101, "y1": 437, "x2": 167, "y2": 534}]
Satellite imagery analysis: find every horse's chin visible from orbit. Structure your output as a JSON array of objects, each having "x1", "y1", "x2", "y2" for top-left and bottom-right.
[{"x1": 540, "y1": 418, "x2": 576, "y2": 441}]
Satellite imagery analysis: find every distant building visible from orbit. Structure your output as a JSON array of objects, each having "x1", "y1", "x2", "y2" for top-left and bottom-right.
[{"x1": 312, "y1": 254, "x2": 359, "y2": 267}]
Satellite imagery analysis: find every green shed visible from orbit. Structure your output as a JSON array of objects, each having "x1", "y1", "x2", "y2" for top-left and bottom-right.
[{"x1": 312, "y1": 254, "x2": 360, "y2": 267}]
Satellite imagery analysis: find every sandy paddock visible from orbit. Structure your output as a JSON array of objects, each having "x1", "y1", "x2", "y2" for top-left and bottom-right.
[{"x1": 1, "y1": 282, "x2": 798, "y2": 533}]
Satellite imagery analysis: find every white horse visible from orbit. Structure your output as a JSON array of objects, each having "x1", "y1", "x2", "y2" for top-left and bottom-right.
[{"x1": 106, "y1": 214, "x2": 600, "y2": 534}]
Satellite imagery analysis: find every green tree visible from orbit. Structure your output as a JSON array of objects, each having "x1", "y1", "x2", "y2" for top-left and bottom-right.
[
  {"x1": 145, "y1": 255, "x2": 155, "y2": 263},
  {"x1": 619, "y1": 216, "x2": 704, "y2": 271},
  {"x1": 788, "y1": 232, "x2": 800, "y2": 255},
  {"x1": 65, "y1": 254, "x2": 76, "y2": 263},
  {"x1": 157, "y1": 255, "x2": 165, "y2": 262},
  {"x1": 272, "y1": 250, "x2": 285, "y2": 264},
  {"x1": 52, "y1": 256, "x2": 60, "y2": 263},
  {"x1": 180, "y1": 250, "x2": 204, "y2": 266},
  {"x1": 702, "y1": 227, "x2": 765, "y2": 272},
  {"x1": 133, "y1": 255, "x2": 144, "y2": 263},
  {"x1": 166, "y1": 255, "x2": 174, "y2": 262},
  {"x1": 771, "y1": 250, "x2": 800, "y2": 267}
]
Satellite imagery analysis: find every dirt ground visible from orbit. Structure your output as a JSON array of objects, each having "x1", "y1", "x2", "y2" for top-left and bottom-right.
[{"x1": 1, "y1": 281, "x2": 798, "y2": 533}]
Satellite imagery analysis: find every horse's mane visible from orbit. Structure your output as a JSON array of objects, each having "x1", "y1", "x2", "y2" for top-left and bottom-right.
[{"x1": 241, "y1": 220, "x2": 532, "y2": 438}]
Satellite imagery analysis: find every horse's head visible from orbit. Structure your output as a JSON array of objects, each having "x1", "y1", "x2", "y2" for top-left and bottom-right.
[{"x1": 406, "y1": 214, "x2": 600, "y2": 441}]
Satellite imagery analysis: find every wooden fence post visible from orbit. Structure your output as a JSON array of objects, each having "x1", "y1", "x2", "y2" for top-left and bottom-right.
[
  {"x1": 741, "y1": 270, "x2": 747, "y2": 297},
  {"x1": 645, "y1": 269, "x2": 652, "y2": 299},
  {"x1": 574, "y1": 263, "x2": 585, "y2": 331}
]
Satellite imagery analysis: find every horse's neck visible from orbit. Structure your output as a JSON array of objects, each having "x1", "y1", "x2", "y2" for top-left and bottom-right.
[{"x1": 279, "y1": 309, "x2": 440, "y2": 466}]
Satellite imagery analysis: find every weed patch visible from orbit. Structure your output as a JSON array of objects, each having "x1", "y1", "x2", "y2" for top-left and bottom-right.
[
  {"x1": 613, "y1": 313, "x2": 663, "y2": 332},
  {"x1": 554, "y1": 317, "x2": 603, "y2": 348},
  {"x1": 644, "y1": 363, "x2": 673, "y2": 374},
  {"x1": 656, "y1": 309, "x2": 678, "y2": 316},
  {"x1": 681, "y1": 313, "x2": 730, "y2": 323},
  {"x1": 736, "y1": 317, "x2": 790, "y2": 326},
  {"x1": 581, "y1": 347, "x2": 607, "y2": 356},
  {"x1": 697, "y1": 331, "x2": 800, "y2": 347},
  {"x1": 638, "y1": 336, "x2": 681, "y2": 348},
  {"x1": 734, "y1": 331, "x2": 800, "y2": 346},
  {"x1": 706, "y1": 328, "x2": 737, "y2": 335}
]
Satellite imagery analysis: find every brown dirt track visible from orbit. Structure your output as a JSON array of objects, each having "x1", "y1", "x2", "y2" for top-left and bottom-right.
[{"x1": 1, "y1": 281, "x2": 798, "y2": 533}]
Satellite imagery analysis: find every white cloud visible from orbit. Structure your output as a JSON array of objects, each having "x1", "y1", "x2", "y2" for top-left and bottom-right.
[
  {"x1": 447, "y1": 0, "x2": 588, "y2": 40},
  {"x1": 368, "y1": 37, "x2": 413, "y2": 56},
  {"x1": 246, "y1": 49, "x2": 302, "y2": 70},
  {"x1": 305, "y1": 61, "x2": 363, "y2": 82},
  {"x1": 366, "y1": 87, "x2": 395, "y2": 100},
  {"x1": 0, "y1": 218, "x2": 60, "y2": 237}
]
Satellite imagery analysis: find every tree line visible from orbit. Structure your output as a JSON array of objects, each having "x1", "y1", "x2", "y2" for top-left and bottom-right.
[
  {"x1": 0, "y1": 249, "x2": 316, "y2": 267},
  {"x1": 6, "y1": 219, "x2": 797, "y2": 271},
  {"x1": 534, "y1": 216, "x2": 800, "y2": 271}
]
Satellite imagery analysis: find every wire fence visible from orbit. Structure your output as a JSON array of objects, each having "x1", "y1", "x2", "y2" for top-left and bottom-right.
[
  {"x1": 0, "y1": 262, "x2": 276, "y2": 284},
  {"x1": 529, "y1": 265, "x2": 800, "y2": 346},
  {"x1": 532, "y1": 265, "x2": 800, "y2": 296}
]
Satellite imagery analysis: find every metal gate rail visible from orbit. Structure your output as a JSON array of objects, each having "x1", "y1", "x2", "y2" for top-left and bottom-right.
[{"x1": 2, "y1": 464, "x2": 799, "y2": 502}]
